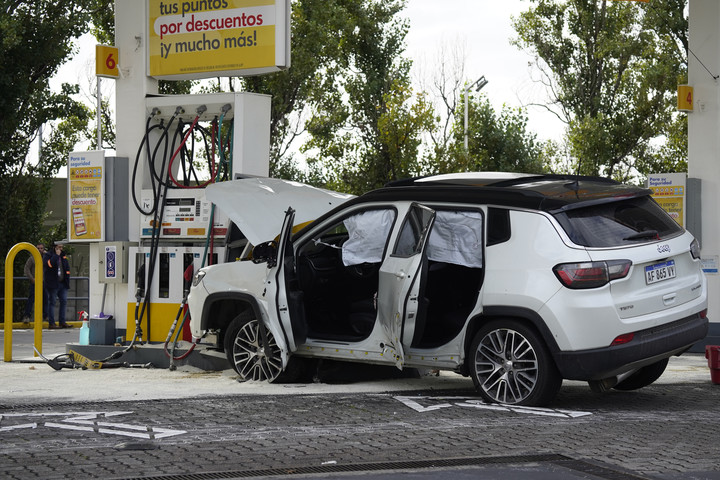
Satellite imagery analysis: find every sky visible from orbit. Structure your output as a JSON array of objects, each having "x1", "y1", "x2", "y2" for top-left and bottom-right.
[
  {"x1": 402, "y1": 0, "x2": 563, "y2": 142},
  {"x1": 51, "y1": 0, "x2": 564, "y2": 161}
]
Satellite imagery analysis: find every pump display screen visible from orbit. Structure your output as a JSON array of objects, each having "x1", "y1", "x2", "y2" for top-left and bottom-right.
[{"x1": 140, "y1": 189, "x2": 229, "y2": 240}]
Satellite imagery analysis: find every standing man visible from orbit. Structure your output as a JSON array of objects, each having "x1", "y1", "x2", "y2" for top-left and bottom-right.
[
  {"x1": 44, "y1": 241, "x2": 72, "y2": 329},
  {"x1": 22, "y1": 243, "x2": 45, "y2": 323}
]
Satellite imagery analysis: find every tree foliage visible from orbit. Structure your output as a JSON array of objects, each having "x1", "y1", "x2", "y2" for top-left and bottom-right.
[
  {"x1": 436, "y1": 94, "x2": 547, "y2": 175},
  {"x1": 299, "y1": 0, "x2": 438, "y2": 194},
  {"x1": 512, "y1": 0, "x2": 688, "y2": 180},
  {"x1": 236, "y1": 0, "x2": 431, "y2": 194},
  {"x1": 0, "y1": 1, "x2": 97, "y2": 268}
]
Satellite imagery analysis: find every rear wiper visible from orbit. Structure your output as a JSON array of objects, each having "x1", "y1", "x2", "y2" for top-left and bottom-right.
[{"x1": 623, "y1": 230, "x2": 659, "y2": 241}]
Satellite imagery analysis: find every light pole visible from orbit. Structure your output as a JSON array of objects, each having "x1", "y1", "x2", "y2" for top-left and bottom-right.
[{"x1": 464, "y1": 76, "x2": 488, "y2": 152}]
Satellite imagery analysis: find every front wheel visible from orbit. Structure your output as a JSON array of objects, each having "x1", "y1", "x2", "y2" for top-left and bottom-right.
[
  {"x1": 469, "y1": 320, "x2": 561, "y2": 406},
  {"x1": 224, "y1": 316, "x2": 283, "y2": 382}
]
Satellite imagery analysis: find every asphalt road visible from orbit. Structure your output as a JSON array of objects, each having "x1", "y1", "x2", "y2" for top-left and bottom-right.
[{"x1": 1, "y1": 328, "x2": 720, "y2": 480}]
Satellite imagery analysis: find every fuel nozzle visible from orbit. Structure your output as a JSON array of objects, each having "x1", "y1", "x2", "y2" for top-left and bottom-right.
[{"x1": 135, "y1": 262, "x2": 146, "y2": 301}]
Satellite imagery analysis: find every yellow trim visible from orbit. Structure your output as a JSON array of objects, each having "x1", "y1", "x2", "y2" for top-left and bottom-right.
[{"x1": 126, "y1": 302, "x2": 184, "y2": 342}]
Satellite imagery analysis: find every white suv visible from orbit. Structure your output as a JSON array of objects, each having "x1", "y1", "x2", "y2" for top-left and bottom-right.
[{"x1": 187, "y1": 173, "x2": 708, "y2": 406}]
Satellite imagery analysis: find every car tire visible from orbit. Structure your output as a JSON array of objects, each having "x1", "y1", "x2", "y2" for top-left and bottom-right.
[
  {"x1": 224, "y1": 315, "x2": 284, "y2": 382},
  {"x1": 469, "y1": 319, "x2": 562, "y2": 406},
  {"x1": 613, "y1": 358, "x2": 669, "y2": 391}
]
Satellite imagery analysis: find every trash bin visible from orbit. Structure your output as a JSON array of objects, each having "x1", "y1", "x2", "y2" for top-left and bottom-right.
[
  {"x1": 89, "y1": 315, "x2": 115, "y2": 345},
  {"x1": 705, "y1": 345, "x2": 720, "y2": 385}
]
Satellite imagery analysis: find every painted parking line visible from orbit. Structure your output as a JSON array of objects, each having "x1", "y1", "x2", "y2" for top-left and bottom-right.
[
  {"x1": 394, "y1": 396, "x2": 592, "y2": 418},
  {"x1": 0, "y1": 411, "x2": 186, "y2": 439}
]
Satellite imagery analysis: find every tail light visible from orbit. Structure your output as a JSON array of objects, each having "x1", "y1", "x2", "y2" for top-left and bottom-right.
[
  {"x1": 690, "y1": 238, "x2": 701, "y2": 260},
  {"x1": 553, "y1": 260, "x2": 632, "y2": 289},
  {"x1": 611, "y1": 333, "x2": 635, "y2": 346}
]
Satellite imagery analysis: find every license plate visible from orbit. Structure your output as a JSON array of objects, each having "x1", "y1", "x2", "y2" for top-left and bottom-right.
[{"x1": 645, "y1": 260, "x2": 676, "y2": 285}]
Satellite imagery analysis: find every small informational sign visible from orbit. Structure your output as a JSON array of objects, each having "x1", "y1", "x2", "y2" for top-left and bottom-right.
[
  {"x1": 147, "y1": 0, "x2": 290, "y2": 80},
  {"x1": 677, "y1": 85, "x2": 693, "y2": 112},
  {"x1": 68, "y1": 151, "x2": 105, "y2": 242},
  {"x1": 702, "y1": 256, "x2": 718, "y2": 275},
  {"x1": 648, "y1": 173, "x2": 686, "y2": 227},
  {"x1": 96, "y1": 45, "x2": 120, "y2": 78},
  {"x1": 105, "y1": 244, "x2": 117, "y2": 280}
]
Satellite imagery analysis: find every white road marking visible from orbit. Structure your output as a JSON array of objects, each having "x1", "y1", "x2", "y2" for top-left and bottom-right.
[
  {"x1": 0, "y1": 411, "x2": 186, "y2": 439},
  {"x1": 394, "y1": 396, "x2": 592, "y2": 418},
  {"x1": 0, "y1": 423, "x2": 37, "y2": 432}
]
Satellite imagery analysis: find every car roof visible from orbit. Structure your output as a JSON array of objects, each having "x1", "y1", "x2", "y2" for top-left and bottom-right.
[
  {"x1": 291, "y1": 173, "x2": 653, "y2": 240},
  {"x1": 366, "y1": 173, "x2": 652, "y2": 213}
]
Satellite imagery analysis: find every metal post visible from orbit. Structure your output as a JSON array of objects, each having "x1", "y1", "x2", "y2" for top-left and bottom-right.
[
  {"x1": 463, "y1": 76, "x2": 488, "y2": 152},
  {"x1": 97, "y1": 77, "x2": 102, "y2": 149},
  {"x1": 464, "y1": 91, "x2": 469, "y2": 151}
]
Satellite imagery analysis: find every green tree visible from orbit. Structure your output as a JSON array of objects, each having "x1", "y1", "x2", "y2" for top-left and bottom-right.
[
  {"x1": 312, "y1": 79, "x2": 435, "y2": 194},
  {"x1": 236, "y1": 0, "x2": 357, "y2": 182},
  {"x1": 512, "y1": 0, "x2": 687, "y2": 180},
  {"x1": 438, "y1": 94, "x2": 547, "y2": 175},
  {"x1": 295, "y1": 0, "x2": 431, "y2": 194},
  {"x1": 0, "y1": 1, "x2": 96, "y2": 268}
]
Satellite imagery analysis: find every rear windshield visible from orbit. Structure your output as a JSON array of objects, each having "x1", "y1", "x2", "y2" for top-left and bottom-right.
[{"x1": 553, "y1": 196, "x2": 683, "y2": 248}]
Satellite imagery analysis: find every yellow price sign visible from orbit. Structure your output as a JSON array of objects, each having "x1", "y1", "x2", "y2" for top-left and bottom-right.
[{"x1": 96, "y1": 44, "x2": 119, "y2": 78}]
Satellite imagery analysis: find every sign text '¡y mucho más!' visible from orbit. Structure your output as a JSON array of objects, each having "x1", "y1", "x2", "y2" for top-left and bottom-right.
[{"x1": 161, "y1": 30, "x2": 258, "y2": 59}]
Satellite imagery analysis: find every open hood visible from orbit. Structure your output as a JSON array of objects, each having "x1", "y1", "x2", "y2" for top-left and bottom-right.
[{"x1": 205, "y1": 177, "x2": 355, "y2": 245}]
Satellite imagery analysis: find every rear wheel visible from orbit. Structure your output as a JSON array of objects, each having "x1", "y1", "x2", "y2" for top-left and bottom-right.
[
  {"x1": 469, "y1": 319, "x2": 561, "y2": 406},
  {"x1": 224, "y1": 316, "x2": 283, "y2": 382},
  {"x1": 613, "y1": 358, "x2": 669, "y2": 391}
]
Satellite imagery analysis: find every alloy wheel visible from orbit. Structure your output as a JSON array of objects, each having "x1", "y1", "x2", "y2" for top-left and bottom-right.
[{"x1": 474, "y1": 327, "x2": 540, "y2": 404}]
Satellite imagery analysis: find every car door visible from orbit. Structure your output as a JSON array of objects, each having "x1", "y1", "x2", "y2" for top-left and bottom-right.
[
  {"x1": 264, "y1": 207, "x2": 307, "y2": 366},
  {"x1": 377, "y1": 203, "x2": 436, "y2": 368}
]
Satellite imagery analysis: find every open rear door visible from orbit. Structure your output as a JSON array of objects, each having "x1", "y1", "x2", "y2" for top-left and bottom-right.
[{"x1": 377, "y1": 203, "x2": 436, "y2": 368}]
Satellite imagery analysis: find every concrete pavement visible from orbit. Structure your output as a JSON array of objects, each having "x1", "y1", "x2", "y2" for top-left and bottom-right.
[{"x1": 1, "y1": 327, "x2": 719, "y2": 480}]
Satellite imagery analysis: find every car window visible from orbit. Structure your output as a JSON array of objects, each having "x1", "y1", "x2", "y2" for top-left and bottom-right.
[
  {"x1": 487, "y1": 207, "x2": 511, "y2": 246},
  {"x1": 341, "y1": 209, "x2": 396, "y2": 266},
  {"x1": 554, "y1": 196, "x2": 683, "y2": 247},
  {"x1": 427, "y1": 210, "x2": 484, "y2": 268},
  {"x1": 394, "y1": 204, "x2": 435, "y2": 257}
]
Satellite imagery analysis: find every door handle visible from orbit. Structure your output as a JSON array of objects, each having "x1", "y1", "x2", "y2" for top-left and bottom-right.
[{"x1": 395, "y1": 271, "x2": 406, "y2": 279}]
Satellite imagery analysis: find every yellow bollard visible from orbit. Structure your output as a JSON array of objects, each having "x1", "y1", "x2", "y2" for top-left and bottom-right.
[{"x1": 4, "y1": 242, "x2": 44, "y2": 362}]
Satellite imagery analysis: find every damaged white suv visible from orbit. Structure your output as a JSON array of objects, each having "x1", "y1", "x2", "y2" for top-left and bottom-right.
[{"x1": 187, "y1": 173, "x2": 708, "y2": 406}]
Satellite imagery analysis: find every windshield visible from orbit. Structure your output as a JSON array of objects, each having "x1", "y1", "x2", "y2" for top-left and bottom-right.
[{"x1": 553, "y1": 196, "x2": 683, "y2": 247}]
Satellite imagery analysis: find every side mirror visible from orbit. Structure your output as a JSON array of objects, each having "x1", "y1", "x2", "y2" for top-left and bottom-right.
[{"x1": 251, "y1": 241, "x2": 278, "y2": 266}]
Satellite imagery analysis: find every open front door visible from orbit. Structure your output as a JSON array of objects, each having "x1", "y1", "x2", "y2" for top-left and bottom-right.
[
  {"x1": 377, "y1": 203, "x2": 436, "y2": 368},
  {"x1": 266, "y1": 207, "x2": 307, "y2": 360}
]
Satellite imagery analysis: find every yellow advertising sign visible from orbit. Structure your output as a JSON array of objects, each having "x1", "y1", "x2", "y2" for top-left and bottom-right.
[
  {"x1": 648, "y1": 173, "x2": 686, "y2": 228},
  {"x1": 96, "y1": 45, "x2": 119, "y2": 78},
  {"x1": 654, "y1": 197, "x2": 684, "y2": 226},
  {"x1": 68, "y1": 151, "x2": 105, "y2": 241},
  {"x1": 147, "y1": 0, "x2": 290, "y2": 80}
]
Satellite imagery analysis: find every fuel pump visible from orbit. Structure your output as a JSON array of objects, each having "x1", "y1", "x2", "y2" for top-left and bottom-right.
[{"x1": 125, "y1": 93, "x2": 270, "y2": 345}]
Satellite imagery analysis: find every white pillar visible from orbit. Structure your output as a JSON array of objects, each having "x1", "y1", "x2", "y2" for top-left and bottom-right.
[
  {"x1": 88, "y1": 1, "x2": 158, "y2": 333},
  {"x1": 688, "y1": 0, "x2": 720, "y2": 341}
]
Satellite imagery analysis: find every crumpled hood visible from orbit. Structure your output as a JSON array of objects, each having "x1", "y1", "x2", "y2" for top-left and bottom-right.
[{"x1": 205, "y1": 177, "x2": 355, "y2": 245}]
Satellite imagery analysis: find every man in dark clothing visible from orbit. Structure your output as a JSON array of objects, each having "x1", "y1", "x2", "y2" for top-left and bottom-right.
[{"x1": 44, "y1": 241, "x2": 72, "y2": 329}]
